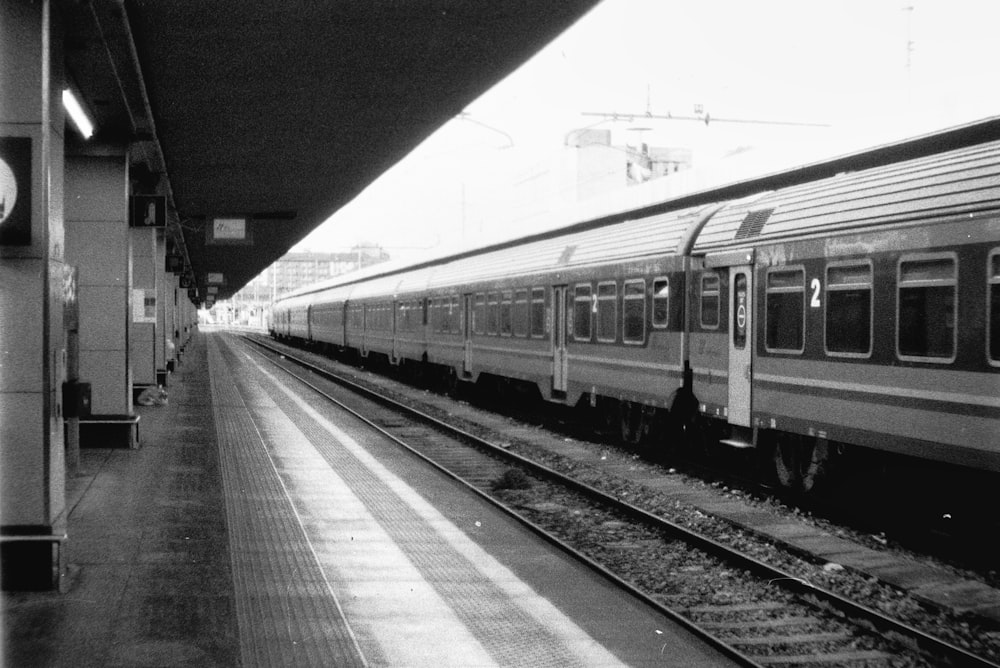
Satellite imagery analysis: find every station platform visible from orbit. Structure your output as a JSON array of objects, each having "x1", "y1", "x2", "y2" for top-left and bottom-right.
[{"x1": 2, "y1": 332, "x2": 738, "y2": 667}]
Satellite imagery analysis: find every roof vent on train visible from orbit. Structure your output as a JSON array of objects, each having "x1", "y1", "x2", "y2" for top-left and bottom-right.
[
  {"x1": 734, "y1": 207, "x2": 775, "y2": 240},
  {"x1": 558, "y1": 245, "x2": 577, "y2": 265}
]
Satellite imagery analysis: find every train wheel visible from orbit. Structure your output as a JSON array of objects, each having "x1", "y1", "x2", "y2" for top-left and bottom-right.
[
  {"x1": 618, "y1": 401, "x2": 639, "y2": 445},
  {"x1": 799, "y1": 438, "x2": 830, "y2": 493},
  {"x1": 772, "y1": 434, "x2": 805, "y2": 490},
  {"x1": 771, "y1": 434, "x2": 830, "y2": 493},
  {"x1": 441, "y1": 367, "x2": 459, "y2": 397}
]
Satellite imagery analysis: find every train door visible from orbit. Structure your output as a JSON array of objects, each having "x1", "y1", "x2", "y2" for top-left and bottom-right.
[
  {"x1": 552, "y1": 285, "x2": 568, "y2": 394},
  {"x1": 463, "y1": 293, "x2": 473, "y2": 377},
  {"x1": 728, "y1": 265, "x2": 753, "y2": 426}
]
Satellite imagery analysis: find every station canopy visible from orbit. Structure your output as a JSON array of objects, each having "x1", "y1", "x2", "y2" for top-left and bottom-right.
[{"x1": 64, "y1": 0, "x2": 600, "y2": 301}]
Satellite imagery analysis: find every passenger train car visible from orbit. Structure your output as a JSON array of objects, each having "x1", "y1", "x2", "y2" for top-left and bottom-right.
[{"x1": 271, "y1": 118, "x2": 1000, "y2": 492}]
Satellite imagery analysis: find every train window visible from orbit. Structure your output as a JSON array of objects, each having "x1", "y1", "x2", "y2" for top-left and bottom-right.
[
  {"x1": 623, "y1": 280, "x2": 646, "y2": 344},
  {"x1": 652, "y1": 278, "x2": 669, "y2": 329},
  {"x1": 597, "y1": 282, "x2": 617, "y2": 342},
  {"x1": 825, "y1": 262, "x2": 872, "y2": 356},
  {"x1": 897, "y1": 254, "x2": 957, "y2": 361},
  {"x1": 991, "y1": 251, "x2": 1000, "y2": 364},
  {"x1": 765, "y1": 267, "x2": 805, "y2": 353},
  {"x1": 530, "y1": 288, "x2": 546, "y2": 338},
  {"x1": 573, "y1": 284, "x2": 592, "y2": 341},
  {"x1": 487, "y1": 293, "x2": 499, "y2": 335},
  {"x1": 500, "y1": 291, "x2": 513, "y2": 336},
  {"x1": 700, "y1": 273, "x2": 720, "y2": 329},
  {"x1": 474, "y1": 294, "x2": 485, "y2": 335},
  {"x1": 450, "y1": 295, "x2": 460, "y2": 333},
  {"x1": 429, "y1": 299, "x2": 439, "y2": 332},
  {"x1": 513, "y1": 290, "x2": 529, "y2": 337}
]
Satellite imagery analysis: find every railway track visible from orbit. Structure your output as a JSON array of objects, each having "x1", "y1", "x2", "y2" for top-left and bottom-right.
[{"x1": 243, "y1": 334, "x2": 999, "y2": 667}]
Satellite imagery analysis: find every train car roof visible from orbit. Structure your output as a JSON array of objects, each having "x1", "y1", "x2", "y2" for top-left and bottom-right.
[
  {"x1": 695, "y1": 135, "x2": 1000, "y2": 252},
  {"x1": 274, "y1": 115, "x2": 1000, "y2": 304}
]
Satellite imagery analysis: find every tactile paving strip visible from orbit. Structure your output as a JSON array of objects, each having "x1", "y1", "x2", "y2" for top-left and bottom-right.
[{"x1": 207, "y1": 338, "x2": 368, "y2": 668}]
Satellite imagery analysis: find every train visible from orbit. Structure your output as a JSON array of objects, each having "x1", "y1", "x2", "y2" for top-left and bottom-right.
[{"x1": 271, "y1": 117, "x2": 1000, "y2": 493}]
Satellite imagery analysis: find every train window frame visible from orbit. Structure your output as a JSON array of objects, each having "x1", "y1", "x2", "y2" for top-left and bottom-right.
[
  {"x1": 513, "y1": 289, "x2": 529, "y2": 337},
  {"x1": 530, "y1": 287, "x2": 546, "y2": 338},
  {"x1": 652, "y1": 277, "x2": 669, "y2": 329},
  {"x1": 429, "y1": 298, "x2": 440, "y2": 333},
  {"x1": 824, "y1": 260, "x2": 873, "y2": 358},
  {"x1": 623, "y1": 279, "x2": 646, "y2": 344},
  {"x1": 990, "y1": 250, "x2": 1000, "y2": 366},
  {"x1": 487, "y1": 292, "x2": 499, "y2": 335},
  {"x1": 596, "y1": 281, "x2": 617, "y2": 343},
  {"x1": 896, "y1": 252, "x2": 958, "y2": 364},
  {"x1": 765, "y1": 266, "x2": 806, "y2": 354},
  {"x1": 699, "y1": 273, "x2": 720, "y2": 330},
  {"x1": 500, "y1": 291, "x2": 513, "y2": 337},
  {"x1": 473, "y1": 293, "x2": 485, "y2": 335},
  {"x1": 573, "y1": 283, "x2": 592, "y2": 341}
]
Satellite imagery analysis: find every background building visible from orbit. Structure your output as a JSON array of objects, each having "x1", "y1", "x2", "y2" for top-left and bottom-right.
[{"x1": 209, "y1": 244, "x2": 390, "y2": 326}]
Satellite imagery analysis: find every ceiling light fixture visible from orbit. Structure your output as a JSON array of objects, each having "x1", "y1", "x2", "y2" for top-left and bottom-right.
[{"x1": 62, "y1": 88, "x2": 94, "y2": 139}]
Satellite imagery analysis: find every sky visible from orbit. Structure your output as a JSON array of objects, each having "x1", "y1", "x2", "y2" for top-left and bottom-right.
[{"x1": 290, "y1": 0, "x2": 1000, "y2": 268}]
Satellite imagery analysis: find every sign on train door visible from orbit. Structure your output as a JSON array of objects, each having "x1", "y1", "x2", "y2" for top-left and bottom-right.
[
  {"x1": 463, "y1": 293, "x2": 473, "y2": 377},
  {"x1": 728, "y1": 265, "x2": 753, "y2": 426},
  {"x1": 552, "y1": 286, "x2": 568, "y2": 393}
]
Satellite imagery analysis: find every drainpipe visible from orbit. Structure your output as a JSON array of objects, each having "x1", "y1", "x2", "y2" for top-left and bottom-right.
[{"x1": 676, "y1": 203, "x2": 727, "y2": 398}]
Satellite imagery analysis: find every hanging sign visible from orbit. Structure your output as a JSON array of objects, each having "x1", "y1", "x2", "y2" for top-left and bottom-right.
[
  {"x1": 206, "y1": 217, "x2": 252, "y2": 245},
  {"x1": 130, "y1": 195, "x2": 166, "y2": 228}
]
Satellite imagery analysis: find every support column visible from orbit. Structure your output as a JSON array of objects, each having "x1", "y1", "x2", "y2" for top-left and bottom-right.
[
  {"x1": 154, "y1": 229, "x2": 166, "y2": 386},
  {"x1": 162, "y1": 261, "x2": 177, "y2": 375},
  {"x1": 0, "y1": 0, "x2": 68, "y2": 590},
  {"x1": 65, "y1": 153, "x2": 135, "y2": 443},
  {"x1": 130, "y1": 227, "x2": 157, "y2": 397}
]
